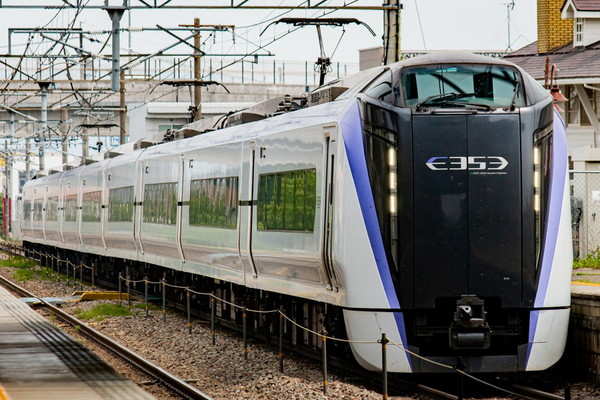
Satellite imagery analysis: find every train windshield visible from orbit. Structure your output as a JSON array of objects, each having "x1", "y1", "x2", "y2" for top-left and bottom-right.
[{"x1": 401, "y1": 64, "x2": 524, "y2": 109}]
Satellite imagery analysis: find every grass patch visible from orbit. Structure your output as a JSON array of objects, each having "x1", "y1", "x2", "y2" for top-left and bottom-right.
[
  {"x1": 76, "y1": 304, "x2": 131, "y2": 322},
  {"x1": 12, "y1": 267, "x2": 56, "y2": 282},
  {"x1": 573, "y1": 272, "x2": 600, "y2": 276},
  {"x1": 0, "y1": 257, "x2": 37, "y2": 269}
]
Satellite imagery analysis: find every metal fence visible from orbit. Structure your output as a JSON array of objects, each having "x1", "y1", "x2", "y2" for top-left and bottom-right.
[
  {"x1": 0, "y1": 56, "x2": 359, "y2": 86},
  {"x1": 571, "y1": 170, "x2": 600, "y2": 260}
]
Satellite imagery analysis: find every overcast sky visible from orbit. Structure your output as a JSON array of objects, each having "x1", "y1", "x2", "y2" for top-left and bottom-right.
[{"x1": 0, "y1": 1, "x2": 537, "y2": 64}]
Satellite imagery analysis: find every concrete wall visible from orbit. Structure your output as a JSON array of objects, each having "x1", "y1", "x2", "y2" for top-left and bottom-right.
[{"x1": 568, "y1": 290, "x2": 600, "y2": 385}]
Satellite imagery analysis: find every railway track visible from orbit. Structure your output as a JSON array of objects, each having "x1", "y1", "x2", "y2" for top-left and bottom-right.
[
  {"x1": 0, "y1": 243, "x2": 574, "y2": 400},
  {"x1": 0, "y1": 272, "x2": 213, "y2": 400}
]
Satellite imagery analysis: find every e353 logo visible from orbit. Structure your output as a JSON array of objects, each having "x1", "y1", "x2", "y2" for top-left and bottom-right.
[{"x1": 426, "y1": 156, "x2": 508, "y2": 171}]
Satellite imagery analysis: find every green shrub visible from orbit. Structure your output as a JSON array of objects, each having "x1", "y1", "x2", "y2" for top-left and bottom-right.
[{"x1": 574, "y1": 249, "x2": 600, "y2": 269}]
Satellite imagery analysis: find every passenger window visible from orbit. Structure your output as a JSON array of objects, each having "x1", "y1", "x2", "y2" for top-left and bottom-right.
[
  {"x1": 33, "y1": 199, "x2": 43, "y2": 221},
  {"x1": 46, "y1": 196, "x2": 58, "y2": 222},
  {"x1": 189, "y1": 177, "x2": 238, "y2": 228},
  {"x1": 109, "y1": 186, "x2": 134, "y2": 222},
  {"x1": 82, "y1": 191, "x2": 102, "y2": 222},
  {"x1": 257, "y1": 169, "x2": 316, "y2": 232},
  {"x1": 143, "y1": 183, "x2": 178, "y2": 225},
  {"x1": 363, "y1": 70, "x2": 395, "y2": 105},
  {"x1": 64, "y1": 194, "x2": 78, "y2": 222}
]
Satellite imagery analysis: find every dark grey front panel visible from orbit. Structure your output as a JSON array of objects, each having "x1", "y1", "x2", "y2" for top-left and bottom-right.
[
  {"x1": 413, "y1": 115, "x2": 468, "y2": 308},
  {"x1": 412, "y1": 113, "x2": 522, "y2": 309},
  {"x1": 467, "y1": 115, "x2": 521, "y2": 307}
]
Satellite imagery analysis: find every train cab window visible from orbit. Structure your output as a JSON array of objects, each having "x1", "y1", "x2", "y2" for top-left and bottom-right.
[
  {"x1": 401, "y1": 64, "x2": 524, "y2": 109},
  {"x1": 108, "y1": 186, "x2": 134, "y2": 222},
  {"x1": 46, "y1": 197, "x2": 58, "y2": 221},
  {"x1": 82, "y1": 191, "x2": 102, "y2": 222},
  {"x1": 363, "y1": 70, "x2": 395, "y2": 105},
  {"x1": 189, "y1": 177, "x2": 238, "y2": 228},
  {"x1": 257, "y1": 169, "x2": 316, "y2": 232},
  {"x1": 143, "y1": 183, "x2": 178, "y2": 225},
  {"x1": 64, "y1": 194, "x2": 78, "y2": 222}
]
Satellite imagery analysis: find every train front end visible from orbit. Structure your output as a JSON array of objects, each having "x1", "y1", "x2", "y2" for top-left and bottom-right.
[{"x1": 346, "y1": 53, "x2": 572, "y2": 373}]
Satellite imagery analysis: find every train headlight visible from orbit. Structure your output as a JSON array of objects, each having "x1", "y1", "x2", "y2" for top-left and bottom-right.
[
  {"x1": 390, "y1": 194, "x2": 397, "y2": 215},
  {"x1": 389, "y1": 172, "x2": 397, "y2": 190},
  {"x1": 533, "y1": 147, "x2": 540, "y2": 166},
  {"x1": 388, "y1": 148, "x2": 397, "y2": 167}
]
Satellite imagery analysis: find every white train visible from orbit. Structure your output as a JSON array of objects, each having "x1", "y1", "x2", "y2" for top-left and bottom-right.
[{"x1": 21, "y1": 53, "x2": 572, "y2": 373}]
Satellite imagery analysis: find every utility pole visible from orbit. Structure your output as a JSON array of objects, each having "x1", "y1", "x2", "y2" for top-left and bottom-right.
[
  {"x1": 61, "y1": 109, "x2": 69, "y2": 168},
  {"x1": 37, "y1": 81, "x2": 52, "y2": 173},
  {"x1": 25, "y1": 139, "x2": 30, "y2": 180},
  {"x1": 193, "y1": 17, "x2": 202, "y2": 121},
  {"x1": 82, "y1": 122, "x2": 89, "y2": 160},
  {"x1": 104, "y1": 3, "x2": 128, "y2": 92},
  {"x1": 120, "y1": 69, "x2": 127, "y2": 144},
  {"x1": 383, "y1": 0, "x2": 402, "y2": 65}
]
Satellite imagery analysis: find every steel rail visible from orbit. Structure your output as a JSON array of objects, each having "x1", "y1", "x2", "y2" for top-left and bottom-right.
[{"x1": 0, "y1": 274, "x2": 213, "y2": 400}]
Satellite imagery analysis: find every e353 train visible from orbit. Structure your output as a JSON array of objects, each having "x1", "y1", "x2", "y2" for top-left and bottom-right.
[{"x1": 20, "y1": 53, "x2": 572, "y2": 373}]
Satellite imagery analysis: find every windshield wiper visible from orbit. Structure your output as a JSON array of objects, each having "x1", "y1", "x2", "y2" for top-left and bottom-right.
[
  {"x1": 433, "y1": 100, "x2": 493, "y2": 111},
  {"x1": 415, "y1": 92, "x2": 493, "y2": 111},
  {"x1": 415, "y1": 92, "x2": 476, "y2": 110},
  {"x1": 509, "y1": 81, "x2": 520, "y2": 111}
]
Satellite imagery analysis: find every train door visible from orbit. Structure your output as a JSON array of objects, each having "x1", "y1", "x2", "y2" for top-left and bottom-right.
[
  {"x1": 134, "y1": 160, "x2": 145, "y2": 255},
  {"x1": 250, "y1": 125, "x2": 326, "y2": 286},
  {"x1": 176, "y1": 154, "x2": 185, "y2": 261},
  {"x1": 321, "y1": 128, "x2": 339, "y2": 290},
  {"x1": 239, "y1": 140, "x2": 258, "y2": 281}
]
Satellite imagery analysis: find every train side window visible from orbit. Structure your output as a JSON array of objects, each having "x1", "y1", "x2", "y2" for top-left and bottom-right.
[
  {"x1": 189, "y1": 177, "x2": 238, "y2": 228},
  {"x1": 23, "y1": 201, "x2": 31, "y2": 222},
  {"x1": 46, "y1": 196, "x2": 58, "y2": 222},
  {"x1": 257, "y1": 169, "x2": 316, "y2": 232},
  {"x1": 143, "y1": 183, "x2": 178, "y2": 225},
  {"x1": 363, "y1": 70, "x2": 396, "y2": 105},
  {"x1": 33, "y1": 199, "x2": 43, "y2": 221},
  {"x1": 82, "y1": 191, "x2": 102, "y2": 222},
  {"x1": 64, "y1": 194, "x2": 78, "y2": 222},
  {"x1": 109, "y1": 186, "x2": 134, "y2": 222}
]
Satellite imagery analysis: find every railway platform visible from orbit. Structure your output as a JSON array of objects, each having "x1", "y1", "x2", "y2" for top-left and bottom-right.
[
  {"x1": 0, "y1": 285, "x2": 153, "y2": 400},
  {"x1": 569, "y1": 281, "x2": 600, "y2": 386}
]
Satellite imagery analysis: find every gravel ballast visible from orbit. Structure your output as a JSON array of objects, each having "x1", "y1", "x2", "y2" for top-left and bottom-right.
[{"x1": 0, "y1": 261, "x2": 596, "y2": 400}]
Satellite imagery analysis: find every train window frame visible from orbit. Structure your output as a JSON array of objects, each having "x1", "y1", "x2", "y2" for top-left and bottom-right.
[
  {"x1": 108, "y1": 186, "x2": 134, "y2": 222},
  {"x1": 400, "y1": 63, "x2": 525, "y2": 109},
  {"x1": 257, "y1": 168, "x2": 316, "y2": 232},
  {"x1": 362, "y1": 69, "x2": 396, "y2": 106},
  {"x1": 143, "y1": 182, "x2": 178, "y2": 225},
  {"x1": 189, "y1": 177, "x2": 239, "y2": 229}
]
